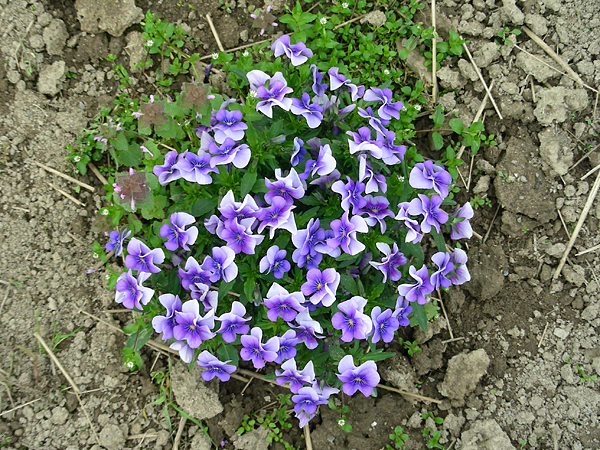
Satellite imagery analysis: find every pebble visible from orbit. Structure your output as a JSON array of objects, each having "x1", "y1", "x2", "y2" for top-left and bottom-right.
[{"x1": 553, "y1": 327, "x2": 569, "y2": 339}]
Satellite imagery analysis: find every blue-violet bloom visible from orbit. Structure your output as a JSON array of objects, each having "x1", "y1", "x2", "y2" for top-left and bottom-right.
[
  {"x1": 331, "y1": 296, "x2": 372, "y2": 342},
  {"x1": 370, "y1": 306, "x2": 399, "y2": 343},
  {"x1": 301, "y1": 268, "x2": 340, "y2": 307},
  {"x1": 173, "y1": 300, "x2": 216, "y2": 348},
  {"x1": 217, "y1": 301, "x2": 250, "y2": 343},
  {"x1": 271, "y1": 35, "x2": 313, "y2": 66},
  {"x1": 264, "y1": 283, "x2": 305, "y2": 322},
  {"x1": 160, "y1": 212, "x2": 198, "y2": 251},
  {"x1": 197, "y1": 351, "x2": 236, "y2": 382},
  {"x1": 450, "y1": 202, "x2": 474, "y2": 240},
  {"x1": 125, "y1": 238, "x2": 165, "y2": 273},
  {"x1": 290, "y1": 92, "x2": 323, "y2": 129},
  {"x1": 211, "y1": 109, "x2": 248, "y2": 144},
  {"x1": 397, "y1": 265, "x2": 434, "y2": 305},
  {"x1": 337, "y1": 355, "x2": 380, "y2": 397},
  {"x1": 276, "y1": 359, "x2": 315, "y2": 393},
  {"x1": 327, "y1": 211, "x2": 369, "y2": 255},
  {"x1": 115, "y1": 270, "x2": 154, "y2": 310},
  {"x1": 409, "y1": 161, "x2": 452, "y2": 199},
  {"x1": 240, "y1": 327, "x2": 279, "y2": 369},
  {"x1": 201, "y1": 246, "x2": 238, "y2": 283},
  {"x1": 152, "y1": 294, "x2": 182, "y2": 340},
  {"x1": 105, "y1": 228, "x2": 131, "y2": 257},
  {"x1": 259, "y1": 246, "x2": 291, "y2": 279},
  {"x1": 369, "y1": 242, "x2": 407, "y2": 283}
]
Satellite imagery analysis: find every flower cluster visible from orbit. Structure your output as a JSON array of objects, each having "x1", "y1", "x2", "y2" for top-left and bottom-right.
[{"x1": 107, "y1": 35, "x2": 473, "y2": 428}]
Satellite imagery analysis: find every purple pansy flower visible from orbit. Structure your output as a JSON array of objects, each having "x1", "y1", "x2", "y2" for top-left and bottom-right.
[
  {"x1": 211, "y1": 109, "x2": 248, "y2": 143},
  {"x1": 337, "y1": 355, "x2": 380, "y2": 397},
  {"x1": 271, "y1": 35, "x2": 313, "y2": 66},
  {"x1": 369, "y1": 242, "x2": 407, "y2": 283},
  {"x1": 301, "y1": 268, "x2": 340, "y2": 307},
  {"x1": 201, "y1": 246, "x2": 238, "y2": 283},
  {"x1": 247, "y1": 70, "x2": 294, "y2": 118},
  {"x1": 260, "y1": 246, "x2": 291, "y2": 279},
  {"x1": 310, "y1": 64, "x2": 327, "y2": 97},
  {"x1": 264, "y1": 283, "x2": 305, "y2": 322},
  {"x1": 115, "y1": 270, "x2": 154, "y2": 310},
  {"x1": 300, "y1": 144, "x2": 336, "y2": 179},
  {"x1": 346, "y1": 127, "x2": 383, "y2": 159},
  {"x1": 292, "y1": 309, "x2": 323, "y2": 349},
  {"x1": 357, "y1": 106, "x2": 389, "y2": 134},
  {"x1": 190, "y1": 282, "x2": 218, "y2": 312},
  {"x1": 430, "y1": 252, "x2": 455, "y2": 289},
  {"x1": 358, "y1": 155, "x2": 387, "y2": 194},
  {"x1": 124, "y1": 238, "x2": 165, "y2": 273},
  {"x1": 276, "y1": 359, "x2": 315, "y2": 393},
  {"x1": 160, "y1": 212, "x2": 198, "y2": 251},
  {"x1": 153, "y1": 150, "x2": 183, "y2": 185},
  {"x1": 173, "y1": 300, "x2": 216, "y2": 348},
  {"x1": 398, "y1": 265, "x2": 434, "y2": 305},
  {"x1": 240, "y1": 327, "x2": 280, "y2": 369},
  {"x1": 395, "y1": 202, "x2": 423, "y2": 244},
  {"x1": 448, "y1": 248, "x2": 470, "y2": 285},
  {"x1": 370, "y1": 306, "x2": 399, "y2": 343},
  {"x1": 450, "y1": 202, "x2": 474, "y2": 240},
  {"x1": 152, "y1": 294, "x2": 182, "y2": 340},
  {"x1": 275, "y1": 330, "x2": 298, "y2": 363},
  {"x1": 376, "y1": 129, "x2": 406, "y2": 165},
  {"x1": 407, "y1": 194, "x2": 449, "y2": 234},
  {"x1": 291, "y1": 218, "x2": 325, "y2": 268},
  {"x1": 219, "y1": 218, "x2": 264, "y2": 255},
  {"x1": 105, "y1": 228, "x2": 131, "y2": 257},
  {"x1": 327, "y1": 67, "x2": 365, "y2": 100},
  {"x1": 363, "y1": 87, "x2": 404, "y2": 120},
  {"x1": 256, "y1": 197, "x2": 297, "y2": 239},
  {"x1": 409, "y1": 161, "x2": 452, "y2": 199},
  {"x1": 291, "y1": 137, "x2": 307, "y2": 167},
  {"x1": 292, "y1": 387, "x2": 321, "y2": 428},
  {"x1": 218, "y1": 190, "x2": 260, "y2": 225},
  {"x1": 290, "y1": 92, "x2": 323, "y2": 128},
  {"x1": 177, "y1": 151, "x2": 218, "y2": 184},
  {"x1": 360, "y1": 195, "x2": 394, "y2": 233},
  {"x1": 310, "y1": 169, "x2": 341, "y2": 190},
  {"x1": 197, "y1": 351, "x2": 237, "y2": 382},
  {"x1": 179, "y1": 256, "x2": 211, "y2": 290},
  {"x1": 217, "y1": 301, "x2": 250, "y2": 343},
  {"x1": 170, "y1": 340, "x2": 194, "y2": 364},
  {"x1": 327, "y1": 211, "x2": 369, "y2": 255},
  {"x1": 264, "y1": 168, "x2": 305, "y2": 205},
  {"x1": 332, "y1": 296, "x2": 372, "y2": 342},
  {"x1": 393, "y1": 297, "x2": 413, "y2": 326},
  {"x1": 331, "y1": 177, "x2": 366, "y2": 214},
  {"x1": 208, "y1": 137, "x2": 251, "y2": 169}
]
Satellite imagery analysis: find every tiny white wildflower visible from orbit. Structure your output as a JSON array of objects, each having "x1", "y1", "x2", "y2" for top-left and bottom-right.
[
  {"x1": 146, "y1": 40, "x2": 154, "y2": 47},
  {"x1": 397, "y1": 175, "x2": 405, "y2": 182},
  {"x1": 320, "y1": 17, "x2": 327, "y2": 25},
  {"x1": 248, "y1": 90, "x2": 258, "y2": 98},
  {"x1": 92, "y1": 252, "x2": 99, "y2": 259},
  {"x1": 126, "y1": 361, "x2": 135, "y2": 369},
  {"x1": 212, "y1": 52, "x2": 219, "y2": 60},
  {"x1": 101, "y1": 209, "x2": 109, "y2": 216},
  {"x1": 337, "y1": 419, "x2": 345, "y2": 427},
  {"x1": 105, "y1": 273, "x2": 110, "y2": 280},
  {"x1": 414, "y1": 104, "x2": 422, "y2": 111},
  {"x1": 371, "y1": 421, "x2": 377, "y2": 427},
  {"x1": 342, "y1": 2, "x2": 349, "y2": 7},
  {"x1": 73, "y1": 155, "x2": 81, "y2": 162},
  {"x1": 242, "y1": 50, "x2": 250, "y2": 57},
  {"x1": 383, "y1": 69, "x2": 390, "y2": 75}
]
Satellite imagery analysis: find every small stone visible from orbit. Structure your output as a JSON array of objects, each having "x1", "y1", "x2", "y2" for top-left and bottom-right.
[
  {"x1": 360, "y1": 10, "x2": 386, "y2": 27},
  {"x1": 51, "y1": 406, "x2": 68, "y2": 425},
  {"x1": 439, "y1": 349, "x2": 490, "y2": 400},
  {"x1": 553, "y1": 327, "x2": 569, "y2": 339},
  {"x1": 37, "y1": 60, "x2": 66, "y2": 96},
  {"x1": 437, "y1": 67, "x2": 465, "y2": 90},
  {"x1": 472, "y1": 42, "x2": 499, "y2": 68},
  {"x1": 534, "y1": 87, "x2": 589, "y2": 126},
  {"x1": 239, "y1": 29, "x2": 249, "y2": 42},
  {"x1": 461, "y1": 419, "x2": 516, "y2": 449},
  {"x1": 75, "y1": 0, "x2": 144, "y2": 37},
  {"x1": 524, "y1": 13, "x2": 548, "y2": 36},
  {"x1": 562, "y1": 265, "x2": 585, "y2": 287},
  {"x1": 545, "y1": 243, "x2": 566, "y2": 258},
  {"x1": 581, "y1": 303, "x2": 599, "y2": 322},
  {"x1": 43, "y1": 19, "x2": 68, "y2": 55},
  {"x1": 560, "y1": 364, "x2": 575, "y2": 383},
  {"x1": 538, "y1": 127, "x2": 573, "y2": 176},
  {"x1": 457, "y1": 59, "x2": 478, "y2": 82},
  {"x1": 98, "y1": 423, "x2": 126, "y2": 450},
  {"x1": 171, "y1": 362, "x2": 223, "y2": 420}
]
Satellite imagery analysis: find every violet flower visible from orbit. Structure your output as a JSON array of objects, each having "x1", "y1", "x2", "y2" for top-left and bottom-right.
[
  {"x1": 197, "y1": 351, "x2": 237, "y2": 382},
  {"x1": 397, "y1": 265, "x2": 434, "y2": 305},
  {"x1": 264, "y1": 283, "x2": 305, "y2": 322},
  {"x1": 337, "y1": 355, "x2": 380, "y2": 397},
  {"x1": 246, "y1": 70, "x2": 294, "y2": 118},
  {"x1": 152, "y1": 294, "x2": 182, "y2": 340},
  {"x1": 276, "y1": 359, "x2": 315, "y2": 393},
  {"x1": 264, "y1": 168, "x2": 305, "y2": 205},
  {"x1": 219, "y1": 219, "x2": 264, "y2": 255},
  {"x1": 331, "y1": 177, "x2": 366, "y2": 215},
  {"x1": 115, "y1": 270, "x2": 154, "y2": 310},
  {"x1": 448, "y1": 248, "x2": 470, "y2": 285},
  {"x1": 105, "y1": 228, "x2": 131, "y2": 257},
  {"x1": 450, "y1": 202, "x2": 474, "y2": 240},
  {"x1": 310, "y1": 169, "x2": 341, "y2": 190},
  {"x1": 271, "y1": 35, "x2": 313, "y2": 66},
  {"x1": 369, "y1": 242, "x2": 407, "y2": 283},
  {"x1": 218, "y1": 190, "x2": 260, "y2": 225},
  {"x1": 327, "y1": 211, "x2": 369, "y2": 255},
  {"x1": 310, "y1": 64, "x2": 327, "y2": 98},
  {"x1": 259, "y1": 246, "x2": 291, "y2": 279},
  {"x1": 359, "y1": 195, "x2": 394, "y2": 233},
  {"x1": 160, "y1": 212, "x2": 198, "y2": 251},
  {"x1": 430, "y1": 252, "x2": 454, "y2": 289},
  {"x1": 363, "y1": 87, "x2": 404, "y2": 120},
  {"x1": 407, "y1": 194, "x2": 449, "y2": 234},
  {"x1": 291, "y1": 309, "x2": 324, "y2": 349},
  {"x1": 217, "y1": 301, "x2": 250, "y2": 343},
  {"x1": 275, "y1": 330, "x2": 299, "y2": 363},
  {"x1": 153, "y1": 150, "x2": 182, "y2": 185},
  {"x1": 331, "y1": 296, "x2": 372, "y2": 342},
  {"x1": 240, "y1": 327, "x2": 280, "y2": 369},
  {"x1": 327, "y1": 67, "x2": 364, "y2": 100},
  {"x1": 256, "y1": 197, "x2": 297, "y2": 239},
  {"x1": 301, "y1": 268, "x2": 340, "y2": 307},
  {"x1": 370, "y1": 306, "x2": 399, "y2": 343},
  {"x1": 395, "y1": 202, "x2": 423, "y2": 244},
  {"x1": 291, "y1": 137, "x2": 307, "y2": 167},
  {"x1": 346, "y1": 127, "x2": 383, "y2": 159},
  {"x1": 208, "y1": 138, "x2": 251, "y2": 169},
  {"x1": 211, "y1": 109, "x2": 248, "y2": 143},
  {"x1": 170, "y1": 340, "x2": 194, "y2": 364},
  {"x1": 292, "y1": 387, "x2": 321, "y2": 427},
  {"x1": 190, "y1": 282, "x2": 219, "y2": 312},
  {"x1": 177, "y1": 151, "x2": 218, "y2": 185},
  {"x1": 393, "y1": 297, "x2": 413, "y2": 326},
  {"x1": 178, "y1": 256, "x2": 211, "y2": 290},
  {"x1": 291, "y1": 218, "x2": 324, "y2": 265},
  {"x1": 376, "y1": 129, "x2": 406, "y2": 165},
  {"x1": 409, "y1": 161, "x2": 452, "y2": 199},
  {"x1": 125, "y1": 238, "x2": 165, "y2": 273},
  {"x1": 173, "y1": 300, "x2": 216, "y2": 348},
  {"x1": 357, "y1": 106, "x2": 389, "y2": 134},
  {"x1": 300, "y1": 144, "x2": 336, "y2": 179},
  {"x1": 201, "y1": 246, "x2": 238, "y2": 283},
  {"x1": 358, "y1": 155, "x2": 387, "y2": 194},
  {"x1": 290, "y1": 92, "x2": 323, "y2": 128}
]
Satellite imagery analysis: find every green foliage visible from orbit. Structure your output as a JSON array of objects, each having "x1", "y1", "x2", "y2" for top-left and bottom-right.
[
  {"x1": 386, "y1": 425, "x2": 409, "y2": 449},
  {"x1": 237, "y1": 394, "x2": 297, "y2": 449},
  {"x1": 328, "y1": 397, "x2": 353, "y2": 432},
  {"x1": 398, "y1": 338, "x2": 421, "y2": 356},
  {"x1": 470, "y1": 195, "x2": 491, "y2": 209},
  {"x1": 496, "y1": 26, "x2": 522, "y2": 46}
]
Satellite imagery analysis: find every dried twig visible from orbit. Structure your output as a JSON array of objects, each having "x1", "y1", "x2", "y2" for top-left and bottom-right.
[
  {"x1": 569, "y1": 142, "x2": 600, "y2": 172},
  {"x1": 436, "y1": 290, "x2": 454, "y2": 340},
  {"x1": 556, "y1": 208, "x2": 571, "y2": 239},
  {"x1": 376, "y1": 384, "x2": 441, "y2": 404},
  {"x1": 553, "y1": 170, "x2": 600, "y2": 279},
  {"x1": 0, "y1": 285, "x2": 10, "y2": 317},
  {"x1": 483, "y1": 204, "x2": 501, "y2": 244},
  {"x1": 538, "y1": 322, "x2": 549, "y2": 348},
  {"x1": 575, "y1": 243, "x2": 600, "y2": 256},
  {"x1": 431, "y1": 0, "x2": 438, "y2": 103},
  {"x1": 304, "y1": 424, "x2": 313, "y2": 450},
  {"x1": 33, "y1": 161, "x2": 95, "y2": 192},
  {"x1": 581, "y1": 162, "x2": 600, "y2": 181},
  {"x1": 206, "y1": 14, "x2": 225, "y2": 52},
  {"x1": 461, "y1": 41, "x2": 503, "y2": 119},
  {"x1": 441, "y1": 336, "x2": 465, "y2": 344},
  {"x1": 87, "y1": 162, "x2": 109, "y2": 186},
  {"x1": 172, "y1": 416, "x2": 187, "y2": 450},
  {"x1": 0, "y1": 397, "x2": 43, "y2": 417},
  {"x1": 44, "y1": 181, "x2": 84, "y2": 207}
]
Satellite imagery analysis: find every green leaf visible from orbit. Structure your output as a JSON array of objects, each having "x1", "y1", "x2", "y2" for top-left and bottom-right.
[
  {"x1": 432, "y1": 131, "x2": 444, "y2": 150},
  {"x1": 123, "y1": 323, "x2": 139, "y2": 334},
  {"x1": 218, "y1": 280, "x2": 236, "y2": 300},
  {"x1": 431, "y1": 105, "x2": 445, "y2": 128},
  {"x1": 430, "y1": 228, "x2": 447, "y2": 252},
  {"x1": 361, "y1": 351, "x2": 395, "y2": 362},
  {"x1": 339, "y1": 274, "x2": 358, "y2": 295},
  {"x1": 217, "y1": 343, "x2": 239, "y2": 366},
  {"x1": 117, "y1": 142, "x2": 142, "y2": 167},
  {"x1": 240, "y1": 170, "x2": 257, "y2": 197},
  {"x1": 410, "y1": 303, "x2": 428, "y2": 331},
  {"x1": 191, "y1": 197, "x2": 217, "y2": 217},
  {"x1": 449, "y1": 118, "x2": 464, "y2": 134},
  {"x1": 125, "y1": 326, "x2": 153, "y2": 351},
  {"x1": 243, "y1": 277, "x2": 255, "y2": 303}
]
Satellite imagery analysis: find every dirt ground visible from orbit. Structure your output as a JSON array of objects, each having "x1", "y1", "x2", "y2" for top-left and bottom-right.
[{"x1": 0, "y1": 0, "x2": 599, "y2": 449}]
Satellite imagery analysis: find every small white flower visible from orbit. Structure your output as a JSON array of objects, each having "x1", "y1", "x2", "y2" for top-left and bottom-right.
[
  {"x1": 414, "y1": 104, "x2": 422, "y2": 111},
  {"x1": 92, "y1": 252, "x2": 99, "y2": 259},
  {"x1": 383, "y1": 69, "x2": 390, "y2": 75},
  {"x1": 342, "y1": 2, "x2": 349, "y2": 7},
  {"x1": 126, "y1": 361, "x2": 135, "y2": 369},
  {"x1": 397, "y1": 175, "x2": 405, "y2": 182},
  {"x1": 242, "y1": 50, "x2": 249, "y2": 57},
  {"x1": 212, "y1": 52, "x2": 219, "y2": 60},
  {"x1": 320, "y1": 17, "x2": 327, "y2": 25},
  {"x1": 101, "y1": 209, "x2": 109, "y2": 216},
  {"x1": 337, "y1": 419, "x2": 345, "y2": 427},
  {"x1": 105, "y1": 274, "x2": 110, "y2": 280},
  {"x1": 371, "y1": 421, "x2": 377, "y2": 427},
  {"x1": 146, "y1": 40, "x2": 154, "y2": 47},
  {"x1": 248, "y1": 90, "x2": 258, "y2": 98},
  {"x1": 73, "y1": 155, "x2": 81, "y2": 162}
]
